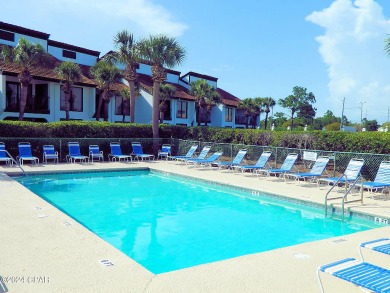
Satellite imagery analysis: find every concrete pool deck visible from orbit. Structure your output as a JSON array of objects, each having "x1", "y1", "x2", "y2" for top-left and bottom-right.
[{"x1": 1, "y1": 161, "x2": 390, "y2": 293}]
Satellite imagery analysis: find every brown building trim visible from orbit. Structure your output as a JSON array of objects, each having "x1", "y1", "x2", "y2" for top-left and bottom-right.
[{"x1": 0, "y1": 21, "x2": 50, "y2": 40}]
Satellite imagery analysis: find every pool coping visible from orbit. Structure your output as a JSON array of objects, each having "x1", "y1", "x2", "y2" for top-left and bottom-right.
[{"x1": 2, "y1": 161, "x2": 390, "y2": 292}]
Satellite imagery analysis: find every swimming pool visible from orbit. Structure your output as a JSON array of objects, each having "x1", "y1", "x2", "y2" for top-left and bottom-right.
[{"x1": 16, "y1": 170, "x2": 379, "y2": 274}]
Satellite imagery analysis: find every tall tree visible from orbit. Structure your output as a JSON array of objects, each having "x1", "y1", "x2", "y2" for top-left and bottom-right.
[
  {"x1": 119, "y1": 88, "x2": 130, "y2": 122},
  {"x1": 238, "y1": 98, "x2": 254, "y2": 129},
  {"x1": 278, "y1": 86, "x2": 316, "y2": 129},
  {"x1": 107, "y1": 30, "x2": 140, "y2": 123},
  {"x1": 90, "y1": 61, "x2": 122, "y2": 121},
  {"x1": 55, "y1": 61, "x2": 82, "y2": 121},
  {"x1": 262, "y1": 97, "x2": 276, "y2": 129},
  {"x1": 138, "y1": 35, "x2": 185, "y2": 148},
  {"x1": 251, "y1": 97, "x2": 264, "y2": 129},
  {"x1": 190, "y1": 79, "x2": 221, "y2": 126},
  {"x1": 0, "y1": 38, "x2": 49, "y2": 120},
  {"x1": 159, "y1": 83, "x2": 176, "y2": 123}
]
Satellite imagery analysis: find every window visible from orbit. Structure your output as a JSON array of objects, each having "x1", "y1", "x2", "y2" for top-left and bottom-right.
[
  {"x1": 63, "y1": 49, "x2": 76, "y2": 59},
  {"x1": 0, "y1": 30, "x2": 14, "y2": 42},
  {"x1": 60, "y1": 87, "x2": 83, "y2": 112},
  {"x1": 176, "y1": 101, "x2": 188, "y2": 119},
  {"x1": 5, "y1": 82, "x2": 20, "y2": 111},
  {"x1": 225, "y1": 107, "x2": 233, "y2": 122},
  {"x1": 162, "y1": 100, "x2": 172, "y2": 120},
  {"x1": 115, "y1": 96, "x2": 130, "y2": 116}
]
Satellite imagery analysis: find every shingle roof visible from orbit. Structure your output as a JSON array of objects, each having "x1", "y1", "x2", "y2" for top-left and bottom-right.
[
  {"x1": 217, "y1": 88, "x2": 241, "y2": 107},
  {"x1": 0, "y1": 60, "x2": 96, "y2": 86}
]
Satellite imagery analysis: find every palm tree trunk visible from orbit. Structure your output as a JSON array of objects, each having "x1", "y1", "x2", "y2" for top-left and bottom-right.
[
  {"x1": 64, "y1": 91, "x2": 71, "y2": 121},
  {"x1": 129, "y1": 81, "x2": 136, "y2": 123},
  {"x1": 152, "y1": 80, "x2": 161, "y2": 153},
  {"x1": 264, "y1": 111, "x2": 270, "y2": 129},
  {"x1": 18, "y1": 70, "x2": 32, "y2": 121},
  {"x1": 96, "y1": 92, "x2": 104, "y2": 121},
  {"x1": 103, "y1": 99, "x2": 109, "y2": 122}
]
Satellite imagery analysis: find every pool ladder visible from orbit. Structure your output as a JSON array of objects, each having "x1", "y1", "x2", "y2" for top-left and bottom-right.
[
  {"x1": 324, "y1": 175, "x2": 363, "y2": 221},
  {"x1": 0, "y1": 150, "x2": 28, "y2": 176}
]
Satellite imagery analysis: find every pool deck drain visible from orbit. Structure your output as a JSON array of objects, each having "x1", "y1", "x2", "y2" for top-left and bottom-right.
[{"x1": 1, "y1": 161, "x2": 390, "y2": 293}]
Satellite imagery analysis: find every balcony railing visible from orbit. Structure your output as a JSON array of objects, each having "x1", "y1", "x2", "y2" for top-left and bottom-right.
[
  {"x1": 6, "y1": 94, "x2": 50, "y2": 114},
  {"x1": 235, "y1": 116, "x2": 247, "y2": 125}
]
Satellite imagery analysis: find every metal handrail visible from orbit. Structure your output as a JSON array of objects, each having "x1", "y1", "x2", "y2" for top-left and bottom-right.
[
  {"x1": 0, "y1": 150, "x2": 28, "y2": 176},
  {"x1": 324, "y1": 174, "x2": 363, "y2": 220},
  {"x1": 341, "y1": 176, "x2": 363, "y2": 221}
]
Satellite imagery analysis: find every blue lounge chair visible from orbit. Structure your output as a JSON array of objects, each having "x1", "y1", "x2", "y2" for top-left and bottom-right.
[
  {"x1": 317, "y1": 258, "x2": 390, "y2": 293},
  {"x1": 89, "y1": 145, "x2": 104, "y2": 162},
  {"x1": 361, "y1": 161, "x2": 390, "y2": 194},
  {"x1": 43, "y1": 145, "x2": 59, "y2": 164},
  {"x1": 170, "y1": 145, "x2": 198, "y2": 161},
  {"x1": 67, "y1": 142, "x2": 89, "y2": 163},
  {"x1": 187, "y1": 151, "x2": 224, "y2": 168},
  {"x1": 213, "y1": 149, "x2": 247, "y2": 169},
  {"x1": 17, "y1": 142, "x2": 39, "y2": 165},
  {"x1": 184, "y1": 146, "x2": 211, "y2": 164},
  {"x1": 108, "y1": 142, "x2": 132, "y2": 162},
  {"x1": 131, "y1": 142, "x2": 154, "y2": 161},
  {"x1": 285, "y1": 156, "x2": 330, "y2": 182},
  {"x1": 257, "y1": 153, "x2": 298, "y2": 178},
  {"x1": 317, "y1": 158, "x2": 364, "y2": 187},
  {"x1": 233, "y1": 151, "x2": 272, "y2": 173},
  {"x1": 0, "y1": 142, "x2": 13, "y2": 166},
  {"x1": 158, "y1": 144, "x2": 171, "y2": 160},
  {"x1": 359, "y1": 238, "x2": 390, "y2": 260}
]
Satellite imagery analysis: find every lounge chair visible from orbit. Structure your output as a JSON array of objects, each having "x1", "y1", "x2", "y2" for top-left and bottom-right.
[
  {"x1": 108, "y1": 142, "x2": 132, "y2": 162},
  {"x1": 233, "y1": 151, "x2": 272, "y2": 173},
  {"x1": 317, "y1": 158, "x2": 364, "y2": 187},
  {"x1": 187, "y1": 151, "x2": 223, "y2": 168},
  {"x1": 361, "y1": 161, "x2": 390, "y2": 195},
  {"x1": 284, "y1": 156, "x2": 330, "y2": 182},
  {"x1": 131, "y1": 142, "x2": 154, "y2": 161},
  {"x1": 89, "y1": 145, "x2": 104, "y2": 162},
  {"x1": 157, "y1": 144, "x2": 171, "y2": 160},
  {"x1": 67, "y1": 142, "x2": 89, "y2": 163},
  {"x1": 317, "y1": 258, "x2": 390, "y2": 293},
  {"x1": 359, "y1": 238, "x2": 390, "y2": 261},
  {"x1": 213, "y1": 149, "x2": 247, "y2": 169},
  {"x1": 42, "y1": 145, "x2": 59, "y2": 164},
  {"x1": 170, "y1": 145, "x2": 198, "y2": 160},
  {"x1": 17, "y1": 142, "x2": 39, "y2": 165},
  {"x1": 0, "y1": 142, "x2": 13, "y2": 166},
  {"x1": 183, "y1": 146, "x2": 211, "y2": 163},
  {"x1": 257, "y1": 153, "x2": 298, "y2": 178}
]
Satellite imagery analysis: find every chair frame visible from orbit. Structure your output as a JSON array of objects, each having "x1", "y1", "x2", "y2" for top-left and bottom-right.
[
  {"x1": 284, "y1": 156, "x2": 330, "y2": 182},
  {"x1": 158, "y1": 144, "x2": 171, "y2": 160},
  {"x1": 131, "y1": 142, "x2": 154, "y2": 161},
  {"x1": 66, "y1": 142, "x2": 89, "y2": 163},
  {"x1": 0, "y1": 142, "x2": 13, "y2": 166},
  {"x1": 89, "y1": 145, "x2": 104, "y2": 162},
  {"x1": 108, "y1": 142, "x2": 132, "y2": 162},
  {"x1": 17, "y1": 142, "x2": 39, "y2": 165},
  {"x1": 170, "y1": 145, "x2": 198, "y2": 161},
  {"x1": 317, "y1": 158, "x2": 364, "y2": 187},
  {"x1": 233, "y1": 151, "x2": 272, "y2": 173},
  {"x1": 43, "y1": 145, "x2": 59, "y2": 164},
  {"x1": 257, "y1": 153, "x2": 298, "y2": 178},
  {"x1": 213, "y1": 149, "x2": 247, "y2": 169}
]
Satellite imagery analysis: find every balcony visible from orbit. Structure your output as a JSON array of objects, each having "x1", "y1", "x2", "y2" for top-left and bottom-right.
[{"x1": 6, "y1": 94, "x2": 50, "y2": 114}]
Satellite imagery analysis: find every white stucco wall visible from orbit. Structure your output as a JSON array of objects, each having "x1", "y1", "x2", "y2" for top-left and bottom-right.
[{"x1": 135, "y1": 90, "x2": 153, "y2": 124}]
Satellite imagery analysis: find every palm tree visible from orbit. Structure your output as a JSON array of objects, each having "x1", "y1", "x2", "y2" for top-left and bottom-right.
[
  {"x1": 106, "y1": 30, "x2": 140, "y2": 123},
  {"x1": 0, "y1": 38, "x2": 49, "y2": 120},
  {"x1": 90, "y1": 61, "x2": 123, "y2": 121},
  {"x1": 190, "y1": 79, "x2": 221, "y2": 126},
  {"x1": 55, "y1": 61, "x2": 82, "y2": 121},
  {"x1": 238, "y1": 98, "x2": 254, "y2": 129},
  {"x1": 261, "y1": 97, "x2": 276, "y2": 129},
  {"x1": 159, "y1": 83, "x2": 176, "y2": 123},
  {"x1": 251, "y1": 97, "x2": 264, "y2": 129},
  {"x1": 138, "y1": 35, "x2": 185, "y2": 147}
]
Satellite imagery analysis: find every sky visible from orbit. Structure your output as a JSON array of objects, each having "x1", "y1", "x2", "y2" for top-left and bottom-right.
[{"x1": 2, "y1": 0, "x2": 390, "y2": 124}]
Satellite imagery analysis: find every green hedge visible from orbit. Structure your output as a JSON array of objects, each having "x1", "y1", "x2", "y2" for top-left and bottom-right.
[{"x1": 0, "y1": 121, "x2": 389, "y2": 154}]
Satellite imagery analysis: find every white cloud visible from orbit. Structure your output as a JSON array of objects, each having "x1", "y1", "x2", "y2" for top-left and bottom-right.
[{"x1": 306, "y1": 0, "x2": 390, "y2": 123}]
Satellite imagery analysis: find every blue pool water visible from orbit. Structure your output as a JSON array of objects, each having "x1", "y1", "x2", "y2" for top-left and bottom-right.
[{"x1": 16, "y1": 170, "x2": 379, "y2": 273}]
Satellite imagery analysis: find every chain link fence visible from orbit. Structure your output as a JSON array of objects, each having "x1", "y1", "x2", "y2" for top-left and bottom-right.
[{"x1": 1, "y1": 137, "x2": 389, "y2": 181}]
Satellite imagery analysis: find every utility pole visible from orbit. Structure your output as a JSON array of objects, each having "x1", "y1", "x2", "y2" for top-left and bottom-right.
[
  {"x1": 359, "y1": 101, "x2": 366, "y2": 131},
  {"x1": 340, "y1": 97, "x2": 345, "y2": 131}
]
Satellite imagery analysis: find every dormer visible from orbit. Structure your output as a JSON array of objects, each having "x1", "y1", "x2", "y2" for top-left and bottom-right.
[
  {"x1": 47, "y1": 40, "x2": 100, "y2": 66},
  {"x1": 0, "y1": 21, "x2": 49, "y2": 49},
  {"x1": 180, "y1": 71, "x2": 218, "y2": 89}
]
